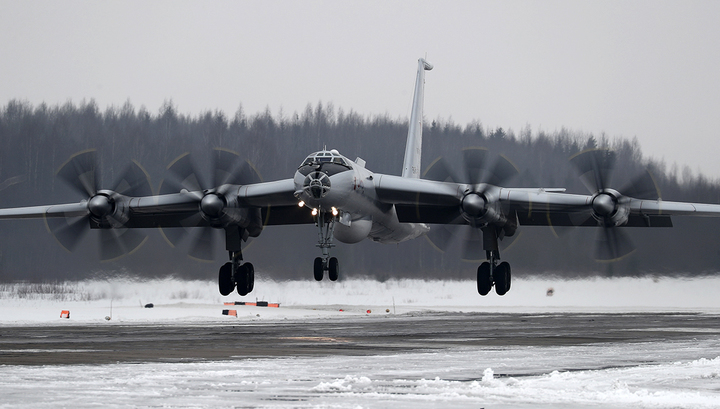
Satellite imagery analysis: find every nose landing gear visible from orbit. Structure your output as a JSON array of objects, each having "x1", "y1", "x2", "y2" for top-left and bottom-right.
[{"x1": 313, "y1": 210, "x2": 340, "y2": 282}]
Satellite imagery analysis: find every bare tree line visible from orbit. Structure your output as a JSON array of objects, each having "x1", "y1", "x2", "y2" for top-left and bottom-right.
[{"x1": 1, "y1": 99, "x2": 719, "y2": 282}]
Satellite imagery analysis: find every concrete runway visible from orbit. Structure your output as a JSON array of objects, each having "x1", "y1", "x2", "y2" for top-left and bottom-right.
[{"x1": 2, "y1": 312, "x2": 719, "y2": 366}]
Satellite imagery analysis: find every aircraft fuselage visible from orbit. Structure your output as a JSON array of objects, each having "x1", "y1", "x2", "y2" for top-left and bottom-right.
[{"x1": 294, "y1": 149, "x2": 429, "y2": 244}]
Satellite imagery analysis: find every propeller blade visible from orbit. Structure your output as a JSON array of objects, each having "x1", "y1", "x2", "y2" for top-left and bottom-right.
[
  {"x1": 462, "y1": 148, "x2": 519, "y2": 187},
  {"x1": 425, "y1": 225, "x2": 455, "y2": 252},
  {"x1": 179, "y1": 211, "x2": 204, "y2": 228},
  {"x1": 620, "y1": 168, "x2": 660, "y2": 200},
  {"x1": 212, "y1": 148, "x2": 263, "y2": 187},
  {"x1": 570, "y1": 149, "x2": 615, "y2": 193},
  {"x1": 595, "y1": 227, "x2": 635, "y2": 261},
  {"x1": 157, "y1": 211, "x2": 203, "y2": 249},
  {"x1": 423, "y1": 157, "x2": 457, "y2": 183},
  {"x1": 461, "y1": 227, "x2": 484, "y2": 261},
  {"x1": 159, "y1": 151, "x2": 262, "y2": 261},
  {"x1": 162, "y1": 153, "x2": 205, "y2": 195},
  {"x1": 188, "y1": 227, "x2": 216, "y2": 261},
  {"x1": 45, "y1": 215, "x2": 90, "y2": 252},
  {"x1": 462, "y1": 148, "x2": 490, "y2": 186},
  {"x1": 112, "y1": 160, "x2": 153, "y2": 197},
  {"x1": 99, "y1": 227, "x2": 147, "y2": 261},
  {"x1": 159, "y1": 226, "x2": 186, "y2": 249},
  {"x1": 56, "y1": 149, "x2": 99, "y2": 198},
  {"x1": 484, "y1": 154, "x2": 520, "y2": 187},
  {"x1": 567, "y1": 208, "x2": 595, "y2": 227}
]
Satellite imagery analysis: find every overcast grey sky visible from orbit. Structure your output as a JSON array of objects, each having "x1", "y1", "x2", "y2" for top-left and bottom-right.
[{"x1": 2, "y1": 1, "x2": 719, "y2": 178}]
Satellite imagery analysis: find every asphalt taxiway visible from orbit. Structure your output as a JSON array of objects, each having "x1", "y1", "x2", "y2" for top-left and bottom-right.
[{"x1": 2, "y1": 312, "x2": 719, "y2": 366}]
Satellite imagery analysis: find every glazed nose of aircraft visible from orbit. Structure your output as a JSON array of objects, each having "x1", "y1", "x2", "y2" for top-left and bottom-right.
[{"x1": 304, "y1": 171, "x2": 331, "y2": 199}]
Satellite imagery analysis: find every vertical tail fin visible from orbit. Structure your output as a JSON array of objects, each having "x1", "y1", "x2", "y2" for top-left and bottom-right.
[{"x1": 402, "y1": 58, "x2": 433, "y2": 178}]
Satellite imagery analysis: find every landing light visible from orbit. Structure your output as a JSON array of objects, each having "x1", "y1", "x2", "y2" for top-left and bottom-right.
[
  {"x1": 311, "y1": 208, "x2": 318, "y2": 216},
  {"x1": 331, "y1": 207, "x2": 339, "y2": 216},
  {"x1": 298, "y1": 201, "x2": 305, "y2": 207}
]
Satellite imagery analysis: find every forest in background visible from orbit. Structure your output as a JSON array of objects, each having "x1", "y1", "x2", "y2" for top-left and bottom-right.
[{"x1": 1, "y1": 98, "x2": 720, "y2": 283}]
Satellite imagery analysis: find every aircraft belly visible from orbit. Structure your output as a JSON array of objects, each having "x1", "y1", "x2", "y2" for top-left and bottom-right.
[
  {"x1": 340, "y1": 186, "x2": 428, "y2": 244},
  {"x1": 366, "y1": 205, "x2": 429, "y2": 244}
]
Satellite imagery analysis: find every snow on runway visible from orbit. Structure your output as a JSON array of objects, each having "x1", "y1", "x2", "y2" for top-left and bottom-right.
[
  {"x1": 2, "y1": 340, "x2": 720, "y2": 408},
  {"x1": 1, "y1": 276, "x2": 720, "y2": 408}
]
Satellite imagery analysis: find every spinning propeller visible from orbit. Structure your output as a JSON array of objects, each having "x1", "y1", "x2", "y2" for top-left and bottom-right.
[
  {"x1": 569, "y1": 148, "x2": 660, "y2": 261},
  {"x1": 424, "y1": 148, "x2": 520, "y2": 261},
  {"x1": 158, "y1": 148, "x2": 262, "y2": 261},
  {"x1": 47, "y1": 149, "x2": 152, "y2": 260}
]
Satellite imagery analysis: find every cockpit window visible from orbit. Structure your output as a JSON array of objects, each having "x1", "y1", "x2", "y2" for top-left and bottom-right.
[{"x1": 299, "y1": 151, "x2": 350, "y2": 168}]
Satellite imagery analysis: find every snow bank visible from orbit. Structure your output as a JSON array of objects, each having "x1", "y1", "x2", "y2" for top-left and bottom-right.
[{"x1": 1, "y1": 276, "x2": 718, "y2": 325}]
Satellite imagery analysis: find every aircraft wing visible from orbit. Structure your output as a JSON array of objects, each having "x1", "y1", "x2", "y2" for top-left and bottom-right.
[
  {"x1": 0, "y1": 178, "x2": 310, "y2": 227},
  {"x1": 504, "y1": 189, "x2": 720, "y2": 227},
  {"x1": 0, "y1": 202, "x2": 89, "y2": 219},
  {"x1": 375, "y1": 174, "x2": 720, "y2": 227},
  {"x1": 129, "y1": 178, "x2": 307, "y2": 226},
  {"x1": 238, "y1": 178, "x2": 313, "y2": 225}
]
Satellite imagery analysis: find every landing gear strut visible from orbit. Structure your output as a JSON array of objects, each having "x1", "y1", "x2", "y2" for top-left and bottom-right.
[
  {"x1": 313, "y1": 210, "x2": 339, "y2": 281},
  {"x1": 476, "y1": 227, "x2": 512, "y2": 296},
  {"x1": 218, "y1": 228, "x2": 254, "y2": 296}
]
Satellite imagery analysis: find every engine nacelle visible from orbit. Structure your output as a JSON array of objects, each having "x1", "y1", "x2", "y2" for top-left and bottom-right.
[
  {"x1": 460, "y1": 188, "x2": 507, "y2": 228},
  {"x1": 89, "y1": 190, "x2": 129, "y2": 228},
  {"x1": 334, "y1": 218, "x2": 372, "y2": 244},
  {"x1": 210, "y1": 189, "x2": 262, "y2": 236},
  {"x1": 591, "y1": 189, "x2": 630, "y2": 227}
]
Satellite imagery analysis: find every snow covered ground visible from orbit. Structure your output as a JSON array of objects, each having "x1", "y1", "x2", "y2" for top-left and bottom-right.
[
  {"x1": 2, "y1": 276, "x2": 720, "y2": 408},
  {"x1": 1, "y1": 275, "x2": 719, "y2": 325},
  {"x1": 2, "y1": 341, "x2": 720, "y2": 409}
]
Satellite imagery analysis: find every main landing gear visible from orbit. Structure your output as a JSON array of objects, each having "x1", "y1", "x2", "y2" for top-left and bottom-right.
[
  {"x1": 313, "y1": 210, "x2": 339, "y2": 282},
  {"x1": 218, "y1": 249, "x2": 255, "y2": 296},
  {"x1": 476, "y1": 227, "x2": 512, "y2": 296},
  {"x1": 476, "y1": 250, "x2": 511, "y2": 296}
]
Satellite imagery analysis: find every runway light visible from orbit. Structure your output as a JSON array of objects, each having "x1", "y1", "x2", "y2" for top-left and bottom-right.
[
  {"x1": 331, "y1": 207, "x2": 339, "y2": 216},
  {"x1": 311, "y1": 208, "x2": 318, "y2": 216},
  {"x1": 298, "y1": 201, "x2": 305, "y2": 207}
]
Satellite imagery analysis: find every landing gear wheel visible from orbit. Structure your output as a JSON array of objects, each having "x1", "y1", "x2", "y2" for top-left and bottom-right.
[
  {"x1": 494, "y1": 262, "x2": 511, "y2": 296},
  {"x1": 236, "y1": 263, "x2": 254, "y2": 296},
  {"x1": 246, "y1": 263, "x2": 255, "y2": 293},
  {"x1": 328, "y1": 257, "x2": 339, "y2": 281},
  {"x1": 218, "y1": 262, "x2": 235, "y2": 296},
  {"x1": 477, "y1": 262, "x2": 492, "y2": 296},
  {"x1": 314, "y1": 257, "x2": 324, "y2": 281}
]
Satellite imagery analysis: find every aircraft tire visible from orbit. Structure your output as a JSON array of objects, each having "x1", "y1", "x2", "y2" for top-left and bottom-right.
[
  {"x1": 495, "y1": 262, "x2": 511, "y2": 296},
  {"x1": 246, "y1": 263, "x2": 255, "y2": 293},
  {"x1": 314, "y1": 257, "x2": 324, "y2": 281},
  {"x1": 328, "y1": 257, "x2": 339, "y2": 281},
  {"x1": 236, "y1": 264, "x2": 250, "y2": 296},
  {"x1": 219, "y1": 262, "x2": 235, "y2": 296},
  {"x1": 477, "y1": 262, "x2": 492, "y2": 296}
]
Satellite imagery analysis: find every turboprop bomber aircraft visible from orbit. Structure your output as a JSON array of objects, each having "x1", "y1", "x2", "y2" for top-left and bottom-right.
[{"x1": 3, "y1": 58, "x2": 720, "y2": 297}]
